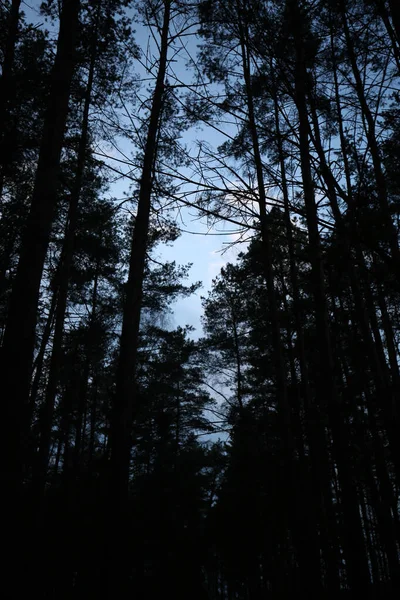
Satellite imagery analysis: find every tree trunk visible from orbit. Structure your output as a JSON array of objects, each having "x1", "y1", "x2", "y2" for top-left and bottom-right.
[
  {"x1": 110, "y1": 0, "x2": 171, "y2": 503},
  {"x1": 340, "y1": 0, "x2": 400, "y2": 270},
  {"x1": 88, "y1": 255, "x2": 101, "y2": 464},
  {"x1": 388, "y1": 0, "x2": 400, "y2": 45},
  {"x1": 108, "y1": 0, "x2": 172, "y2": 592},
  {"x1": 376, "y1": 279, "x2": 400, "y2": 391},
  {"x1": 226, "y1": 294, "x2": 244, "y2": 412},
  {"x1": 0, "y1": 0, "x2": 22, "y2": 200},
  {"x1": 29, "y1": 284, "x2": 58, "y2": 413},
  {"x1": 1, "y1": 0, "x2": 80, "y2": 493},
  {"x1": 236, "y1": 9, "x2": 298, "y2": 588},
  {"x1": 32, "y1": 4, "x2": 98, "y2": 501},
  {"x1": 273, "y1": 81, "x2": 342, "y2": 592},
  {"x1": 306, "y1": 59, "x2": 400, "y2": 484},
  {"x1": 374, "y1": 0, "x2": 400, "y2": 69},
  {"x1": 289, "y1": 0, "x2": 370, "y2": 591}
]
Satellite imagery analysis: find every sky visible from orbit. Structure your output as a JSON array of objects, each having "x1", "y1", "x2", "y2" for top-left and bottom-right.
[
  {"x1": 21, "y1": 0, "x2": 252, "y2": 337},
  {"x1": 158, "y1": 210, "x2": 245, "y2": 334}
]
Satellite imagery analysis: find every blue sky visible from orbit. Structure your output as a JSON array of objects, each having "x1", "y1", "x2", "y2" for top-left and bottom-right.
[{"x1": 158, "y1": 209, "x2": 245, "y2": 335}]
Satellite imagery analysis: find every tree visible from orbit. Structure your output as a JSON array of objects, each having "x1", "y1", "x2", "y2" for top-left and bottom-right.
[
  {"x1": 2, "y1": 0, "x2": 400, "y2": 595},
  {"x1": 0, "y1": 0, "x2": 22, "y2": 199},
  {"x1": 31, "y1": 0, "x2": 137, "y2": 506},
  {"x1": 1, "y1": 0, "x2": 81, "y2": 495}
]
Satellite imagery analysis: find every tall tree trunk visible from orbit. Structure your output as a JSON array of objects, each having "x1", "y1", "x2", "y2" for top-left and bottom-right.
[
  {"x1": 1, "y1": 0, "x2": 80, "y2": 493},
  {"x1": 376, "y1": 279, "x2": 400, "y2": 391},
  {"x1": 236, "y1": 8, "x2": 297, "y2": 587},
  {"x1": 237, "y1": 5, "x2": 328, "y2": 594},
  {"x1": 330, "y1": 24, "x2": 354, "y2": 205},
  {"x1": 373, "y1": 0, "x2": 400, "y2": 69},
  {"x1": 110, "y1": 0, "x2": 171, "y2": 503},
  {"x1": 88, "y1": 253, "x2": 101, "y2": 464},
  {"x1": 362, "y1": 433, "x2": 400, "y2": 588},
  {"x1": 0, "y1": 232, "x2": 18, "y2": 303},
  {"x1": 29, "y1": 285, "x2": 58, "y2": 413},
  {"x1": 108, "y1": 0, "x2": 171, "y2": 592},
  {"x1": 330, "y1": 276, "x2": 400, "y2": 586},
  {"x1": 226, "y1": 294, "x2": 244, "y2": 412},
  {"x1": 329, "y1": 21, "x2": 400, "y2": 487},
  {"x1": 339, "y1": 0, "x2": 400, "y2": 270},
  {"x1": 273, "y1": 81, "x2": 342, "y2": 591},
  {"x1": 73, "y1": 357, "x2": 90, "y2": 471},
  {"x1": 289, "y1": 0, "x2": 370, "y2": 591},
  {"x1": 306, "y1": 65, "x2": 400, "y2": 485},
  {"x1": 73, "y1": 253, "x2": 101, "y2": 473},
  {"x1": 0, "y1": 0, "x2": 21, "y2": 200},
  {"x1": 388, "y1": 0, "x2": 400, "y2": 45},
  {"x1": 32, "y1": 4, "x2": 98, "y2": 501}
]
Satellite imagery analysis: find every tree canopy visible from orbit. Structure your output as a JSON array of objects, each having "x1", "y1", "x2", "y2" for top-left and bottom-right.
[{"x1": 1, "y1": 0, "x2": 400, "y2": 597}]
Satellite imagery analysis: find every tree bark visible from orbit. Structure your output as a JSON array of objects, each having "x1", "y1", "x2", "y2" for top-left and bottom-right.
[
  {"x1": 1, "y1": 0, "x2": 80, "y2": 493},
  {"x1": 235, "y1": 4, "x2": 326, "y2": 593},
  {"x1": 340, "y1": 0, "x2": 400, "y2": 270},
  {"x1": 108, "y1": 0, "x2": 172, "y2": 593},
  {"x1": 388, "y1": 0, "x2": 400, "y2": 45},
  {"x1": 0, "y1": 0, "x2": 22, "y2": 200},
  {"x1": 110, "y1": 0, "x2": 171, "y2": 503},
  {"x1": 289, "y1": 0, "x2": 370, "y2": 591},
  {"x1": 32, "y1": 3, "x2": 99, "y2": 501}
]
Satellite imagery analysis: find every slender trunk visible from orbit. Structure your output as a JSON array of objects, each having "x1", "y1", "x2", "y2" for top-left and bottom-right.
[
  {"x1": 272, "y1": 85, "x2": 310, "y2": 416},
  {"x1": 388, "y1": 0, "x2": 400, "y2": 45},
  {"x1": 307, "y1": 92, "x2": 347, "y2": 219},
  {"x1": 237, "y1": 0, "x2": 290, "y2": 449},
  {"x1": 0, "y1": 0, "x2": 22, "y2": 200},
  {"x1": 228, "y1": 297, "x2": 244, "y2": 412},
  {"x1": 273, "y1": 86, "x2": 335, "y2": 587},
  {"x1": 1, "y1": 0, "x2": 80, "y2": 492},
  {"x1": 371, "y1": 501, "x2": 389, "y2": 581},
  {"x1": 29, "y1": 289, "x2": 57, "y2": 401},
  {"x1": 25, "y1": 286, "x2": 58, "y2": 473},
  {"x1": 335, "y1": 286, "x2": 400, "y2": 584},
  {"x1": 303, "y1": 82, "x2": 384, "y2": 590},
  {"x1": 306, "y1": 64, "x2": 400, "y2": 478},
  {"x1": 108, "y1": 1, "x2": 171, "y2": 593},
  {"x1": 0, "y1": 233, "x2": 17, "y2": 302},
  {"x1": 363, "y1": 440, "x2": 400, "y2": 587},
  {"x1": 110, "y1": 0, "x2": 171, "y2": 502},
  {"x1": 290, "y1": 0, "x2": 370, "y2": 591},
  {"x1": 361, "y1": 261, "x2": 400, "y2": 481},
  {"x1": 340, "y1": 0, "x2": 400, "y2": 269},
  {"x1": 237, "y1": 12, "x2": 300, "y2": 588},
  {"x1": 345, "y1": 287, "x2": 400, "y2": 543},
  {"x1": 54, "y1": 429, "x2": 63, "y2": 475},
  {"x1": 307, "y1": 69, "x2": 393, "y2": 395},
  {"x1": 361, "y1": 492, "x2": 380, "y2": 586},
  {"x1": 330, "y1": 22, "x2": 400, "y2": 484},
  {"x1": 375, "y1": 1, "x2": 400, "y2": 69},
  {"x1": 88, "y1": 377, "x2": 98, "y2": 463},
  {"x1": 32, "y1": 28, "x2": 97, "y2": 498},
  {"x1": 335, "y1": 266, "x2": 400, "y2": 582},
  {"x1": 73, "y1": 358, "x2": 90, "y2": 471},
  {"x1": 278, "y1": 270, "x2": 305, "y2": 459},
  {"x1": 376, "y1": 279, "x2": 400, "y2": 390},
  {"x1": 88, "y1": 257, "x2": 100, "y2": 463},
  {"x1": 175, "y1": 381, "x2": 180, "y2": 461},
  {"x1": 330, "y1": 27, "x2": 354, "y2": 206}
]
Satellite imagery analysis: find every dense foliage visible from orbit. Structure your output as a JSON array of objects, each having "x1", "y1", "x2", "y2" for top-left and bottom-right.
[{"x1": 1, "y1": 0, "x2": 400, "y2": 597}]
